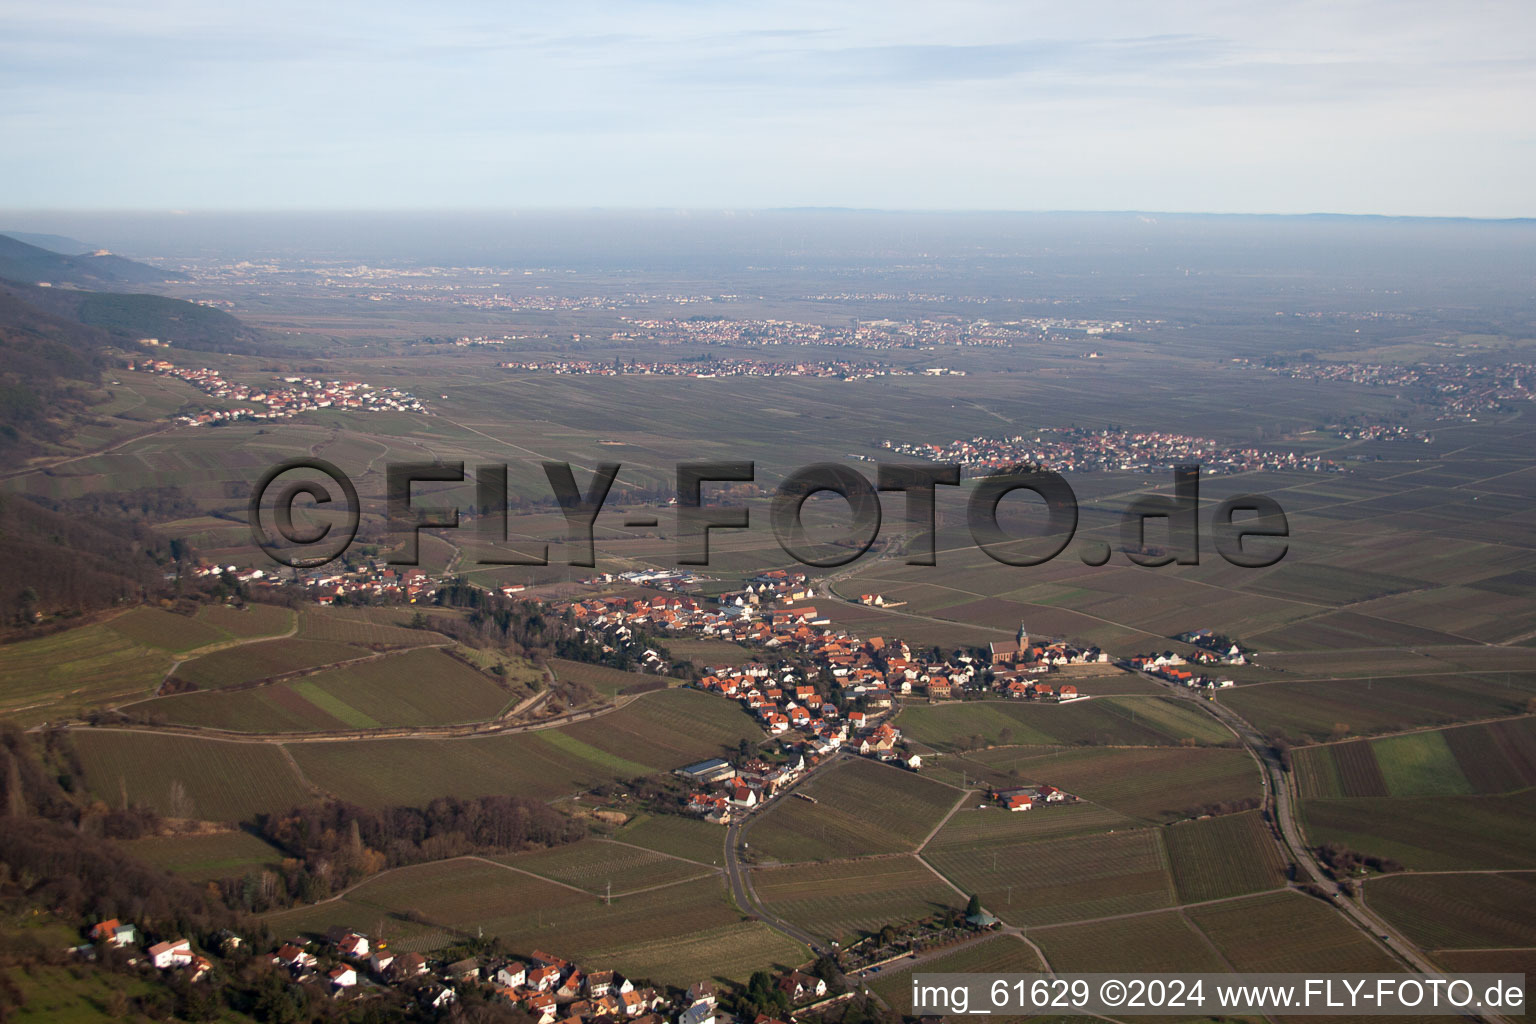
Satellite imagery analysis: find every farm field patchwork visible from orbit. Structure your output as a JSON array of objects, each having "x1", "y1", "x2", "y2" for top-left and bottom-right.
[
  {"x1": 897, "y1": 696, "x2": 1231, "y2": 752},
  {"x1": 72, "y1": 730, "x2": 312, "y2": 821},
  {"x1": 1298, "y1": 718, "x2": 1536, "y2": 798},
  {"x1": 1434, "y1": 949, "x2": 1536, "y2": 990},
  {"x1": 296, "y1": 607, "x2": 443, "y2": 647},
  {"x1": 104, "y1": 606, "x2": 234, "y2": 653},
  {"x1": 556, "y1": 688, "x2": 764, "y2": 770},
  {"x1": 916, "y1": 746, "x2": 1067, "y2": 790},
  {"x1": 582, "y1": 921, "x2": 809, "y2": 988},
  {"x1": 262, "y1": 857, "x2": 757, "y2": 985},
  {"x1": 134, "y1": 647, "x2": 513, "y2": 732},
  {"x1": 168, "y1": 638, "x2": 368, "y2": 689},
  {"x1": 1033, "y1": 910, "x2": 1226, "y2": 973},
  {"x1": 1301, "y1": 792, "x2": 1536, "y2": 870},
  {"x1": 751, "y1": 855, "x2": 961, "y2": 943},
  {"x1": 614, "y1": 813, "x2": 727, "y2": 865},
  {"x1": 1187, "y1": 890, "x2": 1398, "y2": 974},
  {"x1": 927, "y1": 802, "x2": 1141, "y2": 850},
  {"x1": 0, "y1": 624, "x2": 171, "y2": 722},
  {"x1": 285, "y1": 731, "x2": 617, "y2": 806},
  {"x1": 1163, "y1": 811, "x2": 1291, "y2": 903},
  {"x1": 746, "y1": 757, "x2": 962, "y2": 862},
  {"x1": 923, "y1": 828, "x2": 1176, "y2": 928},
  {"x1": 193, "y1": 603, "x2": 295, "y2": 639},
  {"x1": 496, "y1": 838, "x2": 715, "y2": 895},
  {"x1": 284, "y1": 689, "x2": 761, "y2": 807},
  {"x1": 1365, "y1": 872, "x2": 1536, "y2": 951},
  {"x1": 1222, "y1": 674, "x2": 1536, "y2": 744},
  {"x1": 866, "y1": 935, "x2": 1045, "y2": 1013},
  {"x1": 967, "y1": 746, "x2": 1261, "y2": 823},
  {"x1": 1442, "y1": 716, "x2": 1536, "y2": 792}
]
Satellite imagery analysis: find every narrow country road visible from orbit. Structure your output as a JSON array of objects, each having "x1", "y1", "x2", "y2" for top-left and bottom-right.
[{"x1": 1133, "y1": 667, "x2": 1514, "y2": 1024}]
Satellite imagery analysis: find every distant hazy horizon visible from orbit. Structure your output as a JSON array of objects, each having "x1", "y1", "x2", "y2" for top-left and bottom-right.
[{"x1": 3, "y1": 2, "x2": 1533, "y2": 216}]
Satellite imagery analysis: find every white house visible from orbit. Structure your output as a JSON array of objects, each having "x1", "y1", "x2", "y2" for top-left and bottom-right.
[
  {"x1": 336, "y1": 932, "x2": 369, "y2": 959},
  {"x1": 148, "y1": 939, "x2": 193, "y2": 969}
]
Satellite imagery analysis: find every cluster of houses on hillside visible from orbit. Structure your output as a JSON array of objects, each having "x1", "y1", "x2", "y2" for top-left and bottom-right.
[
  {"x1": 266, "y1": 927, "x2": 829, "y2": 1023},
  {"x1": 272, "y1": 930, "x2": 691, "y2": 1019},
  {"x1": 1128, "y1": 650, "x2": 1235, "y2": 692},
  {"x1": 76, "y1": 919, "x2": 237, "y2": 986},
  {"x1": 192, "y1": 561, "x2": 438, "y2": 605},
  {"x1": 134, "y1": 360, "x2": 427, "y2": 424},
  {"x1": 80, "y1": 903, "x2": 830, "y2": 1022}
]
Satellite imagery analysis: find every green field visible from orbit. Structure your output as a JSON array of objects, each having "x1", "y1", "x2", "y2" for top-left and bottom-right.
[
  {"x1": 1372, "y1": 730, "x2": 1472, "y2": 797},
  {"x1": 72, "y1": 730, "x2": 311, "y2": 821},
  {"x1": 923, "y1": 828, "x2": 1175, "y2": 928},
  {"x1": 105, "y1": 606, "x2": 232, "y2": 653},
  {"x1": 555, "y1": 688, "x2": 765, "y2": 770},
  {"x1": 0, "y1": 624, "x2": 170, "y2": 722},
  {"x1": 116, "y1": 830, "x2": 285, "y2": 881},
  {"x1": 170, "y1": 638, "x2": 365, "y2": 689},
  {"x1": 614, "y1": 813, "x2": 728, "y2": 865},
  {"x1": 284, "y1": 688, "x2": 761, "y2": 807},
  {"x1": 497, "y1": 838, "x2": 715, "y2": 895},
  {"x1": 1164, "y1": 811, "x2": 1291, "y2": 903},
  {"x1": 193, "y1": 602, "x2": 295, "y2": 639},
  {"x1": 1034, "y1": 910, "x2": 1226, "y2": 972},
  {"x1": 0, "y1": 962, "x2": 179, "y2": 1024},
  {"x1": 286, "y1": 731, "x2": 619, "y2": 806},
  {"x1": 751, "y1": 855, "x2": 962, "y2": 943},
  {"x1": 1366, "y1": 872, "x2": 1536, "y2": 950},
  {"x1": 296, "y1": 607, "x2": 442, "y2": 647},
  {"x1": 747, "y1": 757, "x2": 961, "y2": 862},
  {"x1": 897, "y1": 696, "x2": 1231, "y2": 752},
  {"x1": 1187, "y1": 890, "x2": 1398, "y2": 973},
  {"x1": 550, "y1": 658, "x2": 678, "y2": 697},
  {"x1": 135, "y1": 647, "x2": 512, "y2": 733},
  {"x1": 1290, "y1": 733, "x2": 1480, "y2": 804}
]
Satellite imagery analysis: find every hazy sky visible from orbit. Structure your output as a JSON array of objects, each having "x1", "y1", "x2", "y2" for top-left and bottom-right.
[{"x1": 2, "y1": 0, "x2": 1532, "y2": 215}]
